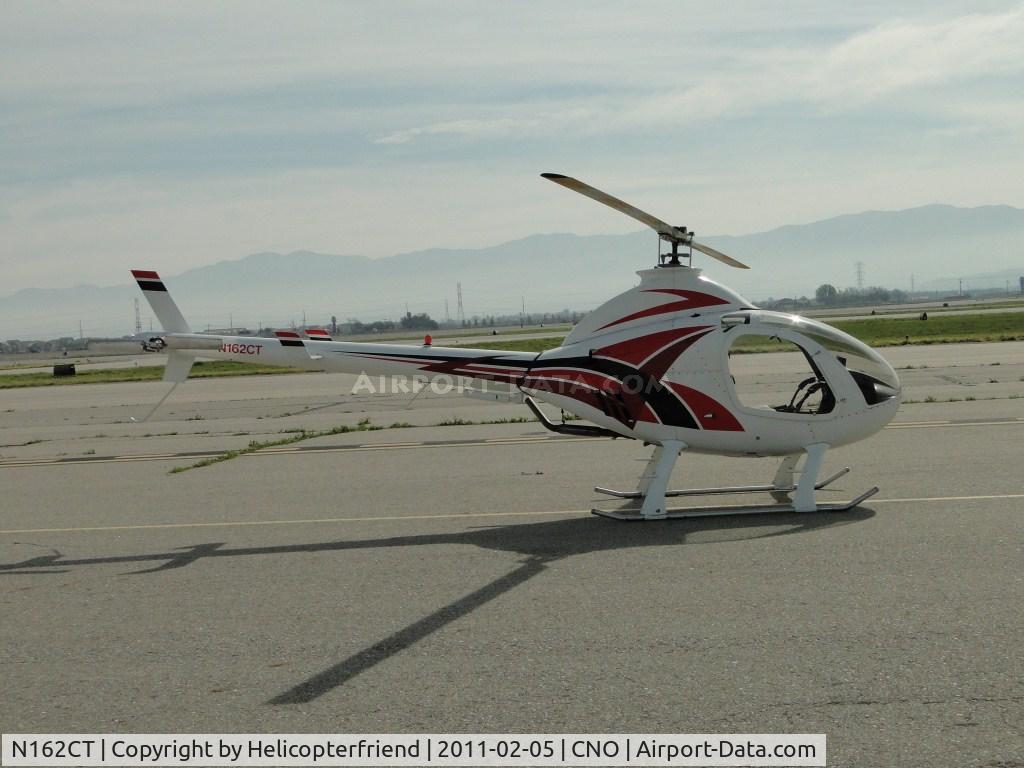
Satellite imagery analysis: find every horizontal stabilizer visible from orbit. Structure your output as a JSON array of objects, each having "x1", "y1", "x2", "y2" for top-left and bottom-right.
[
  {"x1": 275, "y1": 329, "x2": 323, "y2": 360},
  {"x1": 274, "y1": 330, "x2": 305, "y2": 347}
]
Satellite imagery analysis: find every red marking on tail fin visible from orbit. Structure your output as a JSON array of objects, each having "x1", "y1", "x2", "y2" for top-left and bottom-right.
[
  {"x1": 275, "y1": 330, "x2": 301, "y2": 338},
  {"x1": 131, "y1": 269, "x2": 160, "y2": 280}
]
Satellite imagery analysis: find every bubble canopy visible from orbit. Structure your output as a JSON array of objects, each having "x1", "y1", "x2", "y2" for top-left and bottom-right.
[{"x1": 745, "y1": 312, "x2": 901, "y2": 406}]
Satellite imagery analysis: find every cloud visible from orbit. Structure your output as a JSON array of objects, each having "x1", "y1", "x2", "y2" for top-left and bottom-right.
[
  {"x1": 812, "y1": 6, "x2": 1024, "y2": 106},
  {"x1": 373, "y1": 6, "x2": 1024, "y2": 143},
  {"x1": 2, "y1": 2, "x2": 1024, "y2": 295}
]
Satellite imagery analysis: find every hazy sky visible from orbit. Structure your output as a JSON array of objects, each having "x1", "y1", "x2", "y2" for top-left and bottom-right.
[{"x1": 2, "y1": 1, "x2": 1023, "y2": 294}]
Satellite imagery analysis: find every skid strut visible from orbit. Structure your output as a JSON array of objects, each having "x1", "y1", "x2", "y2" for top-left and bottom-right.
[
  {"x1": 592, "y1": 487, "x2": 879, "y2": 521},
  {"x1": 594, "y1": 467, "x2": 850, "y2": 499},
  {"x1": 593, "y1": 443, "x2": 877, "y2": 521}
]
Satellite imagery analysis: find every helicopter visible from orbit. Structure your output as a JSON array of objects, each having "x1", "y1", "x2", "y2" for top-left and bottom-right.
[{"x1": 133, "y1": 173, "x2": 901, "y2": 520}]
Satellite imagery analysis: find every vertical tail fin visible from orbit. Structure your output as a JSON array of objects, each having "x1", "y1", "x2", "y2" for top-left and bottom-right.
[
  {"x1": 164, "y1": 349, "x2": 196, "y2": 383},
  {"x1": 131, "y1": 270, "x2": 195, "y2": 422},
  {"x1": 131, "y1": 270, "x2": 191, "y2": 333}
]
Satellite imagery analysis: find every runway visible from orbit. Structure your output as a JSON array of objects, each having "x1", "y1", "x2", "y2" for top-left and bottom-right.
[{"x1": 1, "y1": 343, "x2": 1022, "y2": 767}]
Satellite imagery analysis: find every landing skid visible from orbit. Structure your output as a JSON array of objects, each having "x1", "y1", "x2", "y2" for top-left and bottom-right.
[
  {"x1": 594, "y1": 467, "x2": 850, "y2": 499},
  {"x1": 592, "y1": 486, "x2": 878, "y2": 521},
  {"x1": 594, "y1": 443, "x2": 874, "y2": 520}
]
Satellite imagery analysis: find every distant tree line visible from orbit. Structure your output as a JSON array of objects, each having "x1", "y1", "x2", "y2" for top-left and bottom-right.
[
  {"x1": 761, "y1": 285, "x2": 911, "y2": 311},
  {"x1": 813, "y1": 285, "x2": 909, "y2": 307},
  {"x1": 0, "y1": 337, "x2": 90, "y2": 354}
]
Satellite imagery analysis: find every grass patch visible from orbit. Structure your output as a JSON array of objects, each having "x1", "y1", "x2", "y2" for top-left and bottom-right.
[
  {"x1": 829, "y1": 311, "x2": 1024, "y2": 347},
  {"x1": 447, "y1": 324, "x2": 571, "y2": 338},
  {"x1": 167, "y1": 413, "x2": 552, "y2": 474},
  {"x1": 472, "y1": 337, "x2": 563, "y2": 354},
  {"x1": 0, "y1": 360, "x2": 302, "y2": 389},
  {"x1": 436, "y1": 417, "x2": 473, "y2": 426},
  {"x1": 170, "y1": 420, "x2": 386, "y2": 473}
]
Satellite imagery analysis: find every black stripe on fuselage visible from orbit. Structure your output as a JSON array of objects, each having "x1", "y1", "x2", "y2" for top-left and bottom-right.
[
  {"x1": 279, "y1": 339, "x2": 305, "y2": 347},
  {"x1": 332, "y1": 350, "x2": 532, "y2": 367},
  {"x1": 329, "y1": 348, "x2": 698, "y2": 429},
  {"x1": 528, "y1": 355, "x2": 699, "y2": 430}
]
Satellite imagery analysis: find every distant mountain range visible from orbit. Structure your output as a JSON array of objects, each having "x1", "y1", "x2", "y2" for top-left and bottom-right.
[{"x1": 3, "y1": 204, "x2": 1023, "y2": 339}]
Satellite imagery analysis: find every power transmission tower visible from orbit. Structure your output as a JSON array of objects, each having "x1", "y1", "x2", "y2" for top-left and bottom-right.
[
  {"x1": 134, "y1": 298, "x2": 142, "y2": 334},
  {"x1": 444, "y1": 298, "x2": 450, "y2": 323},
  {"x1": 456, "y1": 282, "x2": 465, "y2": 327},
  {"x1": 855, "y1": 261, "x2": 865, "y2": 290}
]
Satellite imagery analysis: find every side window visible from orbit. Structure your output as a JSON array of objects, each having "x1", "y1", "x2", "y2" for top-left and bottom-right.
[{"x1": 727, "y1": 334, "x2": 834, "y2": 414}]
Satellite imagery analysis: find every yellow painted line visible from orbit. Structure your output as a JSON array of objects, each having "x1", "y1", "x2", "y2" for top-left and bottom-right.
[
  {"x1": 354, "y1": 442, "x2": 424, "y2": 448},
  {"x1": 2, "y1": 418, "x2": 1020, "y2": 470},
  {"x1": 244, "y1": 436, "x2": 592, "y2": 456},
  {"x1": 0, "y1": 456, "x2": 183, "y2": 468},
  {"x1": 487, "y1": 438, "x2": 552, "y2": 444},
  {"x1": 887, "y1": 420, "x2": 1023, "y2": 429},
  {"x1": 872, "y1": 493, "x2": 1024, "y2": 504},
  {"x1": 1, "y1": 492, "x2": 1023, "y2": 536}
]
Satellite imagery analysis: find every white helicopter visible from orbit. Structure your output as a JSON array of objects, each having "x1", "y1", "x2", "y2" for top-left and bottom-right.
[{"x1": 134, "y1": 174, "x2": 901, "y2": 520}]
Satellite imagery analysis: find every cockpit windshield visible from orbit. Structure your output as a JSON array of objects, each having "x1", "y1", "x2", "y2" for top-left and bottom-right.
[
  {"x1": 789, "y1": 318, "x2": 899, "y2": 387},
  {"x1": 739, "y1": 313, "x2": 900, "y2": 408}
]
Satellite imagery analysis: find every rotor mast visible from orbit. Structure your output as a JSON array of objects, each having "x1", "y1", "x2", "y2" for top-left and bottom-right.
[{"x1": 659, "y1": 227, "x2": 694, "y2": 268}]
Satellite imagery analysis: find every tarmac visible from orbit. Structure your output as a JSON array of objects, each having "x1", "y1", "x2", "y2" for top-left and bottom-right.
[{"x1": 1, "y1": 341, "x2": 1022, "y2": 767}]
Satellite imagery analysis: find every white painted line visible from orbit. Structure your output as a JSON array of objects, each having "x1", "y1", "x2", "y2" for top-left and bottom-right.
[
  {"x1": 1, "y1": 491, "x2": 1022, "y2": 536},
  {"x1": 0, "y1": 509, "x2": 583, "y2": 535}
]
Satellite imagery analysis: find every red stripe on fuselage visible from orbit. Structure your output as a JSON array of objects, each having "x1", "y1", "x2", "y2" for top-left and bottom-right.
[
  {"x1": 664, "y1": 381, "x2": 744, "y2": 431},
  {"x1": 594, "y1": 326, "x2": 710, "y2": 368},
  {"x1": 597, "y1": 290, "x2": 730, "y2": 330}
]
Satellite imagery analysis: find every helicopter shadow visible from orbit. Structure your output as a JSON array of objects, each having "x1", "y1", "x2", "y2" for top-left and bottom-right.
[{"x1": 0, "y1": 506, "x2": 875, "y2": 704}]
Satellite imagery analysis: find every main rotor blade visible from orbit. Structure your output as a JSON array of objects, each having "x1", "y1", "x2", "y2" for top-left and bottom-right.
[
  {"x1": 691, "y1": 240, "x2": 749, "y2": 269},
  {"x1": 541, "y1": 173, "x2": 749, "y2": 269},
  {"x1": 541, "y1": 173, "x2": 687, "y2": 241}
]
